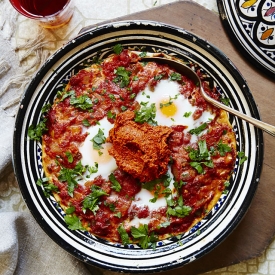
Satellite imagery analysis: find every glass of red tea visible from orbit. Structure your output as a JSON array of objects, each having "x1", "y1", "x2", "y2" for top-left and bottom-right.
[{"x1": 9, "y1": 0, "x2": 74, "y2": 28}]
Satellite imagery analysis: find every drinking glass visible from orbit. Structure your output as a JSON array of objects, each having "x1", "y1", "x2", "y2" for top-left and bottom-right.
[{"x1": 9, "y1": 0, "x2": 74, "y2": 28}]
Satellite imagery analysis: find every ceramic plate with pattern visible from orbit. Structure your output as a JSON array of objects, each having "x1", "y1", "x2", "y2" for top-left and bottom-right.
[
  {"x1": 13, "y1": 20, "x2": 263, "y2": 273},
  {"x1": 218, "y1": 0, "x2": 275, "y2": 78}
]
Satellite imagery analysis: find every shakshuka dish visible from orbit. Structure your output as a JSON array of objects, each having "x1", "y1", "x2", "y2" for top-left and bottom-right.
[{"x1": 29, "y1": 46, "x2": 237, "y2": 249}]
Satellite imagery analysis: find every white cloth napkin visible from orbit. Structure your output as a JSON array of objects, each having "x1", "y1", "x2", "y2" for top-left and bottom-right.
[
  {"x1": 0, "y1": 35, "x2": 20, "y2": 173},
  {"x1": 0, "y1": 211, "x2": 96, "y2": 275}
]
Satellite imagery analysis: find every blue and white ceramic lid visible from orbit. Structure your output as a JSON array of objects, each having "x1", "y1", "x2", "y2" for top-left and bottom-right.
[
  {"x1": 218, "y1": 0, "x2": 275, "y2": 78},
  {"x1": 13, "y1": 20, "x2": 263, "y2": 273}
]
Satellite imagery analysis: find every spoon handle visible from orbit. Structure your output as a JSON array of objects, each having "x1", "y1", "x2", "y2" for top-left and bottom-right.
[{"x1": 203, "y1": 93, "x2": 275, "y2": 137}]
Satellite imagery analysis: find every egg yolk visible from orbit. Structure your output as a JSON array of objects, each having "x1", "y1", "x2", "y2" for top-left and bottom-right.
[
  {"x1": 159, "y1": 99, "x2": 177, "y2": 117},
  {"x1": 91, "y1": 142, "x2": 113, "y2": 163}
]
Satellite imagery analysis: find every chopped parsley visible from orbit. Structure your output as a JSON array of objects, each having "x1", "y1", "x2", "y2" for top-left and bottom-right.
[
  {"x1": 118, "y1": 224, "x2": 130, "y2": 245},
  {"x1": 28, "y1": 101, "x2": 51, "y2": 140},
  {"x1": 82, "y1": 119, "x2": 91, "y2": 127},
  {"x1": 159, "y1": 94, "x2": 179, "y2": 109},
  {"x1": 109, "y1": 173, "x2": 122, "y2": 192},
  {"x1": 58, "y1": 161, "x2": 86, "y2": 197},
  {"x1": 28, "y1": 117, "x2": 48, "y2": 141},
  {"x1": 107, "y1": 110, "x2": 116, "y2": 119},
  {"x1": 113, "y1": 66, "x2": 131, "y2": 88},
  {"x1": 173, "y1": 180, "x2": 186, "y2": 191},
  {"x1": 189, "y1": 122, "x2": 208, "y2": 135},
  {"x1": 220, "y1": 97, "x2": 230, "y2": 106},
  {"x1": 82, "y1": 185, "x2": 108, "y2": 215},
  {"x1": 65, "y1": 151, "x2": 73, "y2": 163},
  {"x1": 65, "y1": 205, "x2": 76, "y2": 215},
  {"x1": 131, "y1": 224, "x2": 158, "y2": 249},
  {"x1": 91, "y1": 54, "x2": 102, "y2": 64},
  {"x1": 70, "y1": 94, "x2": 93, "y2": 110},
  {"x1": 134, "y1": 102, "x2": 157, "y2": 125},
  {"x1": 36, "y1": 177, "x2": 59, "y2": 198},
  {"x1": 238, "y1": 151, "x2": 248, "y2": 165},
  {"x1": 217, "y1": 140, "x2": 232, "y2": 156},
  {"x1": 158, "y1": 221, "x2": 171, "y2": 229},
  {"x1": 142, "y1": 173, "x2": 172, "y2": 202},
  {"x1": 154, "y1": 74, "x2": 164, "y2": 81},
  {"x1": 170, "y1": 72, "x2": 182, "y2": 81},
  {"x1": 105, "y1": 201, "x2": 116, "y2": 211},
  {"x1": 223, "y1": 180, "x2": 230, "y2": 194},
  {"x1": 114, "y1": 212, "x2": 122, "y2": 218},
  {"x1": 113, "y1": 44, "x2": 123, "y2": 55},
  {"x1": 108, "y1": 94, "x2": 116, "y2": 102},
  {"x1": 59, "y1": 90, "x2": 75, "y2": 102},
  {"x1": 41, "y1": 103, "x2": 52, "y2": 113},
  {"x1": 64, "y1": 214, "x2": 85, "y2": 230},
  {"x1": 166, "y1": 196, "x2": 192, "y2": 218},
  {"x1": 91, "y1": 128, "x2": 106, "y2": 150},
  {"x1": 87, "y1": 162, "x2": 98, "y2": 174},
  {"x1": 121, "y1": 105, "x2": 127, "y2": 112},
  {"x1": 183, "y1": 111, "x2": 192, "y2": 118},
  {"x1": 139, "y1": 52, "x2": 147, "y2": 58},
  {"x1": 130, "y1": 93, "x2": 136, "y2": 99},
  {"x1": 188, "y1": 140, "x2": 214, "y2": 174}
]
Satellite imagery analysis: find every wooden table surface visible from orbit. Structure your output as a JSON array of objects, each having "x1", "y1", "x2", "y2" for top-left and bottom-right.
[{"x1": 83, "y1": 1, "x2": 275, "y2": 274}]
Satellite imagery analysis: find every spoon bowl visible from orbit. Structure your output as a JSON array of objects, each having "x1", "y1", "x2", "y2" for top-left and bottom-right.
[{"x1": 142, "y1": 56, "x2": 275, "y2": 137}]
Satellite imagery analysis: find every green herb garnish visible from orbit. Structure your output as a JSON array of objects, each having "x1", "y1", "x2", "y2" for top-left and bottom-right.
[
  {"x1": 188, "y1": 140, "x2": 214, "y2": 174},
  {"x1": 131, "y1": 224, "x2": 158, "y2": 249},
  {"x1": 238, "y1": 151, "x2": 248, "y2": 165},
  {"x1": 183, "y1": 111, "x2": 192, "y2": 118},
  {"x1": 113, "y1": 66, "x2": 131, "y2": 88},
  {"x1": 36, "y1": 177, "x2": 59, "y2": 198},
  {"x1": 70, "y1": 94, "x2": 93, "y2": 110},
  {"x1": 108, "y1": 94, "x2": 116, "y2": 102},
  {"x1": 109, "y1": 173, "x2": 122, "y2": 192},
  {"x1": 154, "y1": 74, "x2": 164, "y2": 81},
  {"x1": 217, "y1": 140, "x2": 232, "y2": 156},
  {"x1": 220, "y1": 97, "x2": 230, "y2": 106},
  {"x1": 118, "y1": 224, "x2": 130, "y2": 245},
  {"x1": 170, "y1": 72, "x2": 182, "y2": 81},
  {"x1": 88, "y1": 162, "x2": 98, "y2": 174},
  {"x1": 64, "y1": 215, "x2": 85, "y2": 230},
  {"x1": 139, "y1": 52, "x2": 147, "y2": 58},
  {"x1": 58, "y1": 161, "x2": 86, "y2": 197},
  {"x1": 82, "y1": 185, "x2": 108, "y2": 215},
  {"x1": 41, "y1": 103, "x2": 52, "y2": 113},
  {"x1": 65, "y1": 205, "x2": 76, "y2": 215},
  {"x1": 166, "y1": 196, "x2": 192, "y2": 218},
  {"x1": 121, "y1": 105, "x2": 127, "y2": 112},
  {"x1": 113, "y1": 44, "x2": 123, "y2": 55},
  {"x1": 59, "y1": 90, "x2": 75, "y2": 102},
  {"x1": 134, "y1": 102, "x2": 157, "y2": 125},
  {"x1": 65, "y1": 151, "x2": 74, "y2": 163},
  {"x1": 28, "y1": 118, "x2": 48, "y2": 140},
  {"x1": 91, "y1": 128, "x2": 106, "y2": 150},
  {"x1": 189, "y1": 122, "x2": 208, "y2": 135},
  {"x1": 82, "y1": 119, "x2": 91, "y2": 127}
]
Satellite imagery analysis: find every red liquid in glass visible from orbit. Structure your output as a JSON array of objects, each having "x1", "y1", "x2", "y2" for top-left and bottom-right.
[{"x1": 11, "y1": 0, "x2": 69, "y2": 17}]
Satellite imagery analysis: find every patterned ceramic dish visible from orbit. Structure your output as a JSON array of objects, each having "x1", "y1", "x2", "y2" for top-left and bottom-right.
[
  {"x1": 13, "y1": 20, "x2": 263, "y2": 273},
  {"x1": 218, "y1": 0, "x2": 275, "y2": 78}
]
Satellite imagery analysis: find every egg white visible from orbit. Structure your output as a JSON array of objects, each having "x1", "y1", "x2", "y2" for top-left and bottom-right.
[{"x1": 78, "y1": 116, "x2": 117, "y2": 185}]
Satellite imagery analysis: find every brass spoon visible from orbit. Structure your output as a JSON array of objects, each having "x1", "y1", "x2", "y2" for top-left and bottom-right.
[{"x1": 142, "y1": 56, "x2": 275, "y2": 137}]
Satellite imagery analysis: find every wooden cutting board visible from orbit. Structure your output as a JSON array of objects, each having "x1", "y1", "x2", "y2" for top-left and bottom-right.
[{"x1": 82, "y1": 1, "x2": 275, "y2": 274}]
